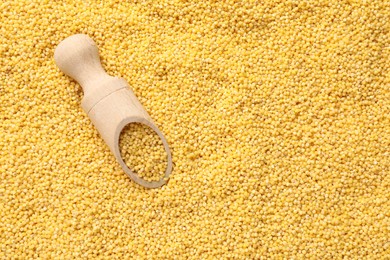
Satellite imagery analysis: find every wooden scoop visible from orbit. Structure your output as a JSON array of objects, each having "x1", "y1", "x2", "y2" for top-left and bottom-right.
[{"x1": 54, "y1": 34, "x2": 172, "y2": 188}]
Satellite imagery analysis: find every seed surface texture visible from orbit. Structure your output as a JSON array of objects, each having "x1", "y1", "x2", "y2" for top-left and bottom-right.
[
  {"x1": 119, "y1": 123, "x2": 167, "y2": 182},
  {"x1": 0, "y1": 0, "x2": 389, "y2": 258}
]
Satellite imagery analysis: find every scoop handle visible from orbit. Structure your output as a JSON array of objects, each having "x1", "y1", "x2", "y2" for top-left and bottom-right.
[{"x1": 54, "y1": 34, "x2": 113, "y2": 94}]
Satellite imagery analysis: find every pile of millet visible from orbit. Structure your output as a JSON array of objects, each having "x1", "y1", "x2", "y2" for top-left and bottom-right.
[
  {"x1": 0, "y1": 0, "x2": 388, "y2": 258},
  {"x1": 119, "y1": 123, "x2": 167, "y2": 182}
]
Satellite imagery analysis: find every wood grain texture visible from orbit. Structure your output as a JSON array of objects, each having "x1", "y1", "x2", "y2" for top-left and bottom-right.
[{"x1": 54, "y1": 34, "x2": 172, "y2": 188}]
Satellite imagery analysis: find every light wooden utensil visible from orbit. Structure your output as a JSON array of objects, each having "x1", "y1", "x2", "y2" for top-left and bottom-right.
[{"x1": 54, "y1": 34, "x2": 172, "y2": 188}]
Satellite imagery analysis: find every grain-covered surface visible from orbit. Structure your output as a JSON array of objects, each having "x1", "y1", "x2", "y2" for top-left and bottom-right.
[
  {"x1": 1, "y1": 0, "x2": 389, "y2": 258},
  {"x1": 119, "y1": 123, "x2": 167, "y2": 182}
]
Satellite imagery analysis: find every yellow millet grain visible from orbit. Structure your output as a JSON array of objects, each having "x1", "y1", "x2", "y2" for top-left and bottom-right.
[
  {"x1": 1, "y1": 0, "x2": 389, "y2": 258},
  {"x1": 119, "y1": 123, "x2": 167, "y2": 182}
]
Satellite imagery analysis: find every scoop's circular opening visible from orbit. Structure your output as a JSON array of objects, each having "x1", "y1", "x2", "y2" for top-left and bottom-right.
[{"x1": 119, "y1": 122, "x2": 168, "y2": 182}]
